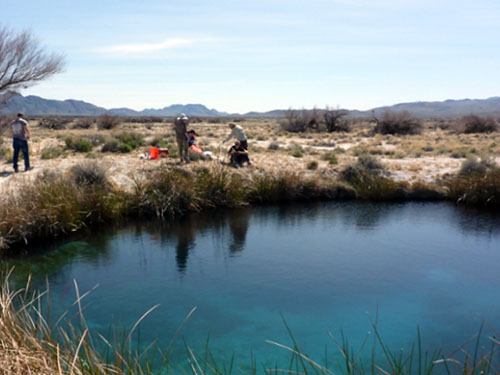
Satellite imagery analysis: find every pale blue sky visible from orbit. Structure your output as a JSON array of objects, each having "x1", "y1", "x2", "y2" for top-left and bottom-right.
[{"x1": 2, "y1": 0, "x2": 500, "y2": 113}]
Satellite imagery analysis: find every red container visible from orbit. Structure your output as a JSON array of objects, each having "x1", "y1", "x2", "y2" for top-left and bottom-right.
[{"x1": 149, "y1": 147, "x2": 159, "y2": 159}]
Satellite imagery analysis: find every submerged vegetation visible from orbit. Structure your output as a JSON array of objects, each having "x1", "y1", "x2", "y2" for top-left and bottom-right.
[{"x1": 0, "y1": 270, "x2": 499, "y2": 375}]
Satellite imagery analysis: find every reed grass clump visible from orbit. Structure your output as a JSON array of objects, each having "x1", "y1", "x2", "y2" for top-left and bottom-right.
[
  {"x1": 340, "y1": 155, "x2": 409, "y2": 200},
  {"x1": 132, "y1": 167, "x2": 199, "y2": 218},
  {"x1": 247, "y1": 170, "x2": 354, "y2": 203},
  {"x1": 447, "y1": 158, "x2": 500, "y2": 206},
  {"x1": 0, "y1": 165, "x2": 124, "y2": 249}
]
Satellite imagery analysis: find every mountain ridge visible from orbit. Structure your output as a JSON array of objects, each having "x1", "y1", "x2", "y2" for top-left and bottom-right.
[{"x1": 1, "y1": 93, "x2": 500, "y2": 118}]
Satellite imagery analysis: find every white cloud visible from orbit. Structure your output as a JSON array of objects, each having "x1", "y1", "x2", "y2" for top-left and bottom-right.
[{"x1": 100, "y1": 38, "x2": 195, "y2": 54}]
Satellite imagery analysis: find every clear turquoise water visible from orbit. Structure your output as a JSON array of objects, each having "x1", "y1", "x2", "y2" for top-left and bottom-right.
[{"x1": 3, "y1": 202, "x2": 500, "y2": 370}]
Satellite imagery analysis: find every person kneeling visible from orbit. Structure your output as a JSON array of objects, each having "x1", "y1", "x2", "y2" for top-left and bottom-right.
[{"x1": 228, "y1": 140, "x2": 251, "y2": 167}]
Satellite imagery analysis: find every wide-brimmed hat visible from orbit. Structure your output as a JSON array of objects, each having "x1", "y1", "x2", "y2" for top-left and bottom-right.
[{"x1": 177, "y1": 113, "x2": 189, "y2": 121}]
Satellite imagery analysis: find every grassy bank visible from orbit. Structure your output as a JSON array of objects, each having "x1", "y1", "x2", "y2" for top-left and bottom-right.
[
  {"x1": 1, "y1": 158, "x2": 499, "y2": 250},
  {"x1": 1, "y1": 271, "x2": 499, "y2": 375}
]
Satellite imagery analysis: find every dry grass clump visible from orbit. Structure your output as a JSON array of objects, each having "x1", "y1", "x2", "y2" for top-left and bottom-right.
[
  {"x1": 374, "y1": 111, "x2": 423, "y2": 135},
  {"x1": 0, "y1": 273, "x2": 73, "y2": 374}
]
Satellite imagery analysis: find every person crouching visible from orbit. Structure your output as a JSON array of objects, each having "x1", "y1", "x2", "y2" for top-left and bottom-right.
[{"x1": 228, "y1": 140, "x2": 251, "y2": 167}]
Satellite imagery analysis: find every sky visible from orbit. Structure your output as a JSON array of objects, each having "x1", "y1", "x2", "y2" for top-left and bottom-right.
[{"x1": 2, "y1": 0, "x2": 500, "y2": 113}]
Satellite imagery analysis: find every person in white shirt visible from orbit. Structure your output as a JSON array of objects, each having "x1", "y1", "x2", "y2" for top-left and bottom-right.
[{"x1": 222, "y1": 123, "x2": 248, "y2": 150}]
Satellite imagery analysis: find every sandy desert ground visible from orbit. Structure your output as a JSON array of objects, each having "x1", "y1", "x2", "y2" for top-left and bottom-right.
[{"x1": 1, "y1": 117, "x2": 499, "y2": 193}]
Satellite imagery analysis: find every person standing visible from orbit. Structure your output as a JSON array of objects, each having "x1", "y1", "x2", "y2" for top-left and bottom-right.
[
  {"x1": 10, "y1": 113, "x2": 31, "y2": 172},
  {"x1": 174, "y1": 113, "x2": 189, "y2": 163},
  {"x1": 222, "y1": 123, "x2": 249, "y2": 150}
]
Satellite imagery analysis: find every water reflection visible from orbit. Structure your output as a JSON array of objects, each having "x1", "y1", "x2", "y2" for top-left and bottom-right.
[
  {"x1": 3, "y1": 202, "x2": 500, "y2": 281},
  {"x1": 228, "y1": 209, "x2": 250, "y2": 255}
]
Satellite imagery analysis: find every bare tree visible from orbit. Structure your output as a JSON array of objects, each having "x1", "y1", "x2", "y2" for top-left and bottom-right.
[
  {"x1": 324, "y1": 106, "x2": 349, "y2": 132},
  {"x1": 0, "y1": 26, "x2": 65, "y2": 102}
]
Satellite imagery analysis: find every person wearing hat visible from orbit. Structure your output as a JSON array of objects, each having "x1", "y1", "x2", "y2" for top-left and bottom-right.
[
  {"x1": 10, "y1": 113, "x2": 31, "y2": 172},
  {"x1": 174, "y1": 113, "x2": 190, "y2": 163},
  {"x1": 186, "y1": 129, "x2": 213, "y2": 160}
]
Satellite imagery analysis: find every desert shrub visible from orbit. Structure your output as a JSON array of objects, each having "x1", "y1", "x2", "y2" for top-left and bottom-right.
[
  {"x1": 0, "y1": 145, "x2": 11, "y2": 162},
  {"x1": 117, "y1": 132, "x2": 144, "y2": 149},
  {"x1": 97, "y1": 114, "x2": 121, "y2": 130},
  {"x1": 101, "y1": 132, "x2": 144, "y2": 153},
  {"x1": 189, "y1": 150, "x2": 202, "y2": 161},
  {"x1": 451, "y1": 147, "x2": 476, "y2": 159},
  {"x1": 101, "y1": 140, "x2": 120, "y2": 153},
  {"x1": 340, "y1": 154, "x2": 387, "y2": 185},
  {"x1": 127, "y1": 116, "x2": 163, "y2": 123},
  {"x1": 460, "y1": 115, "x2": 498, "y2": 133},
  {"x1": 458, "y1": 157, "x2": 496, "y2": 176},
  {"x1": 322, "y1": 151, "x2": 338, "y2": 164},
  {"x1": 324, "y1": 107, "x2": 350, "y2": 132},
  {"x1": 267, "y1": 142, "x2": 280, "y2": 150},
  {"x1": 149, "y1": 135, "x2": 170, "y2": 148},
  {"x1": 374, "y1": 111, "x2": 422, "y2": 135},
  {"x1": 71, "y1": 161, "x2": 109, "y2": 187},
  {"x1": 207, "y1": 117, "x2": 227, "y2": 124},
  {"x1": 72, "y1": 117, "x2": 95, "y2": 129},
  {"x1": 307, "y1": 160, "x2": 318, "y2": 170},
  {"x1": 281, "y1": 108, "x2": 321, "y2": 132},
  {"x1": 38, "y1": 117, "x2": 72, "y2": 130},
  {"x1": 41, "y1": 147, "x2": 65, "y2": 160},
  {"x1": 64, "y1": 136, "x2": 94, "y2": 152},
  {"x1": 288, "y1": 144, "x2": 304, "y2": 158}
]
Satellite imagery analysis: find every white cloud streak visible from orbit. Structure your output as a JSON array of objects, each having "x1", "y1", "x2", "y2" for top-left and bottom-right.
[{"x1": 102, "y1": 38, "x2": 195, "y2": 53}]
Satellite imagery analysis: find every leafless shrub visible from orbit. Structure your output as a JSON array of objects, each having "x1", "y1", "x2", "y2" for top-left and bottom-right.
[
  {"x1": 374, "y1": 111, "x2": 422, "y2": 135},
  {"x1": 127, "y1": 116, "x2": 164, "y2": 123},
  {"x1": 97, "y1": 114, "x2": 121, "y2": 130},
  {"x1": 0, "y1": 116, "x2": 14, "y2": 135},
  {"x1": 72, "y1": 117, "x2": 96, "y2": 129},
  {"x1": 324, "y1": 107, "x2": 350, "y2": 132},
  {"x1": 281, "y1": 108, "x2": 321, "y2": 132},
  {"x1": 38, "y1": 117, "x2": 71, "y2": 130},
  {"x1": 460, "y1": 115, "x2": 498, "y2": 134}
]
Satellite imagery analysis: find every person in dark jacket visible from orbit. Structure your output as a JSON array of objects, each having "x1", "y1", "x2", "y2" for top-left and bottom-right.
[{"x1": 228, "y1": 140, "x2": 251, "y2": 167}]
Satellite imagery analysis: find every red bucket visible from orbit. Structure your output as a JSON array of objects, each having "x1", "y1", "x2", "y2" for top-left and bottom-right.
[{"x1": 149, "y1": 147, "x2": 159, "y2": 160}]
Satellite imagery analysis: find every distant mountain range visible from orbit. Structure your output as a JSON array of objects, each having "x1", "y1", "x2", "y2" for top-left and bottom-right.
[{"x1": 1, "y1": 93, "x2": 500, "y2": 118}]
